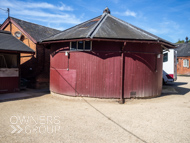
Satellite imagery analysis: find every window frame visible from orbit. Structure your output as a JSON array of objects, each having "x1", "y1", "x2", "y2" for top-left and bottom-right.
[
  {"x1": 70, "y1": 41, "x2": 92, "y2": 51},
  {"x1": 183, "y1": 59, "x2": 189, "y2": 68},
  {"x1": 163, "y1": 53, "x2": 168, "y2": 62},
  {"x1": 70, "y1": 41, "x2": 77, "y2": 50}
]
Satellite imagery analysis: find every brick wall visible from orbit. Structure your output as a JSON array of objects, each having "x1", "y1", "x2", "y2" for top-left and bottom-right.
[
  {"x1": 3, "y1": 22, "x2": 50, "y2": 88},
  {"x1": 35, "y1": 45, "x2": 50, "y2": 88},
  {"x1": 177, "y1": 57, "x2": 190, "y2": 75}
]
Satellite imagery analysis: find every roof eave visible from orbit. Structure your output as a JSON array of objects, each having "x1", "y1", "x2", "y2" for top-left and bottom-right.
[
  {"x1": 41, "y1": 37, "x2": 174, "y2": 48},
  {"x1": 0, "y1": 17, "x2": 37, "y2": 44},
  {"x1": 0, "y1": 49, "x2": 35, "y2": 54}
]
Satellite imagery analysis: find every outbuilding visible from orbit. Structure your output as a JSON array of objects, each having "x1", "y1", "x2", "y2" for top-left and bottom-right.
[
  {"x1": 0, "y1": 17, "x2": 60, "y2": 88},
  {"x1": 0, "y1": 30, "x2": 34, "y2": 93},
  {"x1": 175, "y1": 38, "x2": 190, "y2": 75},
  {"x1": 42, "y1": 8, "x2": 175, "y2": 102}
]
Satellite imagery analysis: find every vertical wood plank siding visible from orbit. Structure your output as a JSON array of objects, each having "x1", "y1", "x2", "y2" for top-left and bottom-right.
[
  {"x1": 0, "y1": 77, "x2": 19, "y2": 93},
  {"x1": 50, "y1": 41, "x2": 162, "y2": 98},
  {"x1": 0, "y1": 54, "x2": 20, "y2": 94}
]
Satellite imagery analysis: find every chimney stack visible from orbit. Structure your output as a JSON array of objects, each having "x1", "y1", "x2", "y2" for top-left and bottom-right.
[{"x1": 103, "y1": 7, "x2": 111, "y2": 14}]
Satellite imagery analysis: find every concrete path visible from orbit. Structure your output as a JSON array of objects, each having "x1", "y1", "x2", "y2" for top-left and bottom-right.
[{"x1": 0, "y1": 76, "x2": 189, "y2": 143}]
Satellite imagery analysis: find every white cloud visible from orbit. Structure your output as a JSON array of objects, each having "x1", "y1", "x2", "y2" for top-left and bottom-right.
[
  {"x1": 123, "y1": 10, "x2": 137, "y2": 17},
  {"x1": 13, "y1": 10, "x2": 81, "y2": 24},
  {"x1": 0, "y1": 0, "x2": 73, "y2": 11},
  {"x1": 0, "y1": 0, "x2": 82, "y2": 29},
  {"x1": 58, "y1": 2, "x2": 73, "y2": 11},
  {"x1": 114, "y1": 9, "x2": 137, "y2": 17}
]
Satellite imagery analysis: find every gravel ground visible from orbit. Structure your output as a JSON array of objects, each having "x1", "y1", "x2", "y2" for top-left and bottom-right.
[{"x1": 0, "y1": 76, "x2": 190, "y2": 143}]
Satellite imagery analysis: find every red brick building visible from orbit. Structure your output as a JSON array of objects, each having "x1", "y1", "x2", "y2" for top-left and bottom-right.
[
  {"x1": 0, "y1": 30, "x2": 34, "y2": 93},
  {"x1": 0, "y1": 17, "x2": 60, "y2": 88},
  {"x1": 175, "y1": 40, "x2": 190, "y2": 75}
]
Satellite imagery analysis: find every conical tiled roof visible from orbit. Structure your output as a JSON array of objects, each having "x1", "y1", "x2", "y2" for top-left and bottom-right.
[{"x1": 43, "y1": 9, "x2": 174, "y2": 47}]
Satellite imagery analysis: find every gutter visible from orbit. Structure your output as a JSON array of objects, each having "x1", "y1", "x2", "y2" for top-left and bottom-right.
[
  {"x1": 0, "y1": 50, "x2": 35, "y2": 54},
  {"x1": 41, "y1": 38, "x2": 175, "y2": 49}
]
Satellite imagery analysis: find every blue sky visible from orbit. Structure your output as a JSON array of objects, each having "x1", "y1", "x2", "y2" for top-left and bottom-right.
[{"x1": 0, "y1": 0, "x2": 189, "y2": 43}]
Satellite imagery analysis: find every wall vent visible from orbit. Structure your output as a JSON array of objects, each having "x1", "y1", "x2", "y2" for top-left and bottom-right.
[{"x1": 130, "y1": 91, "x2": 136, "y2": 97}]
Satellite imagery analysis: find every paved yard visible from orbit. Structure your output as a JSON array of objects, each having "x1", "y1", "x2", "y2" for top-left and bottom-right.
[{"x1": 0, "y1": 76, "x2": 190, "y2": 143}]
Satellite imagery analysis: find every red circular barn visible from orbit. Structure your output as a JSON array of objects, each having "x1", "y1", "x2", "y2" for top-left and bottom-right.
[{"x1": 42, "y1": 8, "x2": 175, "y2": 101}]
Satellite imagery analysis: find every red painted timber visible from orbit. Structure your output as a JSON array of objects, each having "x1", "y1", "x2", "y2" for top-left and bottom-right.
[
  {"x1": 50, "y1": 41, "x2": 122, "y2": 98},
  {"x1": 50, "y1": 68, "x2": 76, "y2": 96},
  {"x1": 124, "y1": 43, "x2": 162, "y2": 98},
  {"x1": 0, "y1": 77, "x2": 19, "y2": 93},
  {"x1": 49, "y1": 41, "x2": 163, "y2": 98},
  {"x1": 50, "y1": 51, "x2": 121, "y2": 98}
]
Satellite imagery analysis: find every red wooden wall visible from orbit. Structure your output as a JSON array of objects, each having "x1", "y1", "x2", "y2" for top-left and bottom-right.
[
  {"x1": 50, "y1": 41, "x2": 162, "y2": 98},
  {"x1": 0, "y1": 53, "x2": 20, "y2": 94},
  {"x1": 124, "y1": 43, "x2": 162, "y2": 98},
  {"x1": 0, "y1": 77, "x2": 19, "y2": 93}
]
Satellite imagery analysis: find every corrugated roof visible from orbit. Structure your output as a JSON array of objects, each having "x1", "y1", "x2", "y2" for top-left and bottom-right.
[
  {"x1": 0, "y1": 30, "x2": 34, "y2": 53},
  {"x1": 175, "y1": 43, "x2": 190, "y2": 57},
  {"x1": 10, "y1": 17, "x2": 61, "y2": 42},
  {"x1": 43, "y1": 12, "x2": 174, "y2": 46}
]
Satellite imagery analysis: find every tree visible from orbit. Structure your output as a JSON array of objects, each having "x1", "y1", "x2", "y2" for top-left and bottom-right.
[
  {"x1": 176, "y1": 39, "x2": 185, "y2": 43},
  {"x1": 176, "y1": 37, "x2": 190, "y2": 43}
]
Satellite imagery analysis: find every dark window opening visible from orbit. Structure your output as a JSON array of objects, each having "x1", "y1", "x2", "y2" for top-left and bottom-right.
[
  {"x1": 71, "y1": 42, "x2": 77, "y2": 50},
  {"x1": 0, "y1": 55, "x2": 7, "y2": 68},
  {"x1": 163, "y1": 53, "x2": 168, "y2": 62},
  {"x1": 0, "y1": 54, "x2": 18, "y2": 68},
  {"x1": 70, "y1": 41, "x2": 92, "y2": 51},
  {"x1": 78, "y1": 41, "x2": 84, "y2": 50},
  {"x1": 20, "y1": 35, "x2": 25, "y2": 41},
  {"x1": 85, "y1": 41, "x2": 91, "y2": 50}
]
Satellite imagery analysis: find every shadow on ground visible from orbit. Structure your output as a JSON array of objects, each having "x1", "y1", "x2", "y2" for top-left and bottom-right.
[
  {"x1": 0, "y1": 88, "x2": 50, "y2": 103},
  {"x1": 161, "y1": 81, "x2": 190, "y2": 97}
]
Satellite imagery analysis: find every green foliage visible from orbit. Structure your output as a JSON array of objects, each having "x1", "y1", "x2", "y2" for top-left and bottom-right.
[
  {"x1": 176, "y1": 39, "x2": 185, "y2": 43},
  {"x1": 176, "y1": 37, "x2": 190, "y2": 43}
]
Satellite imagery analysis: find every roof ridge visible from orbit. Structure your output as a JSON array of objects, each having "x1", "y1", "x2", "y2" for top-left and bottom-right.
[
  {"x1": 10, "y1": 17, "x2": 60, "y2": 31},
  {"x1": 86, "y1": 13, "x2": 107, "y2": 38}
]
